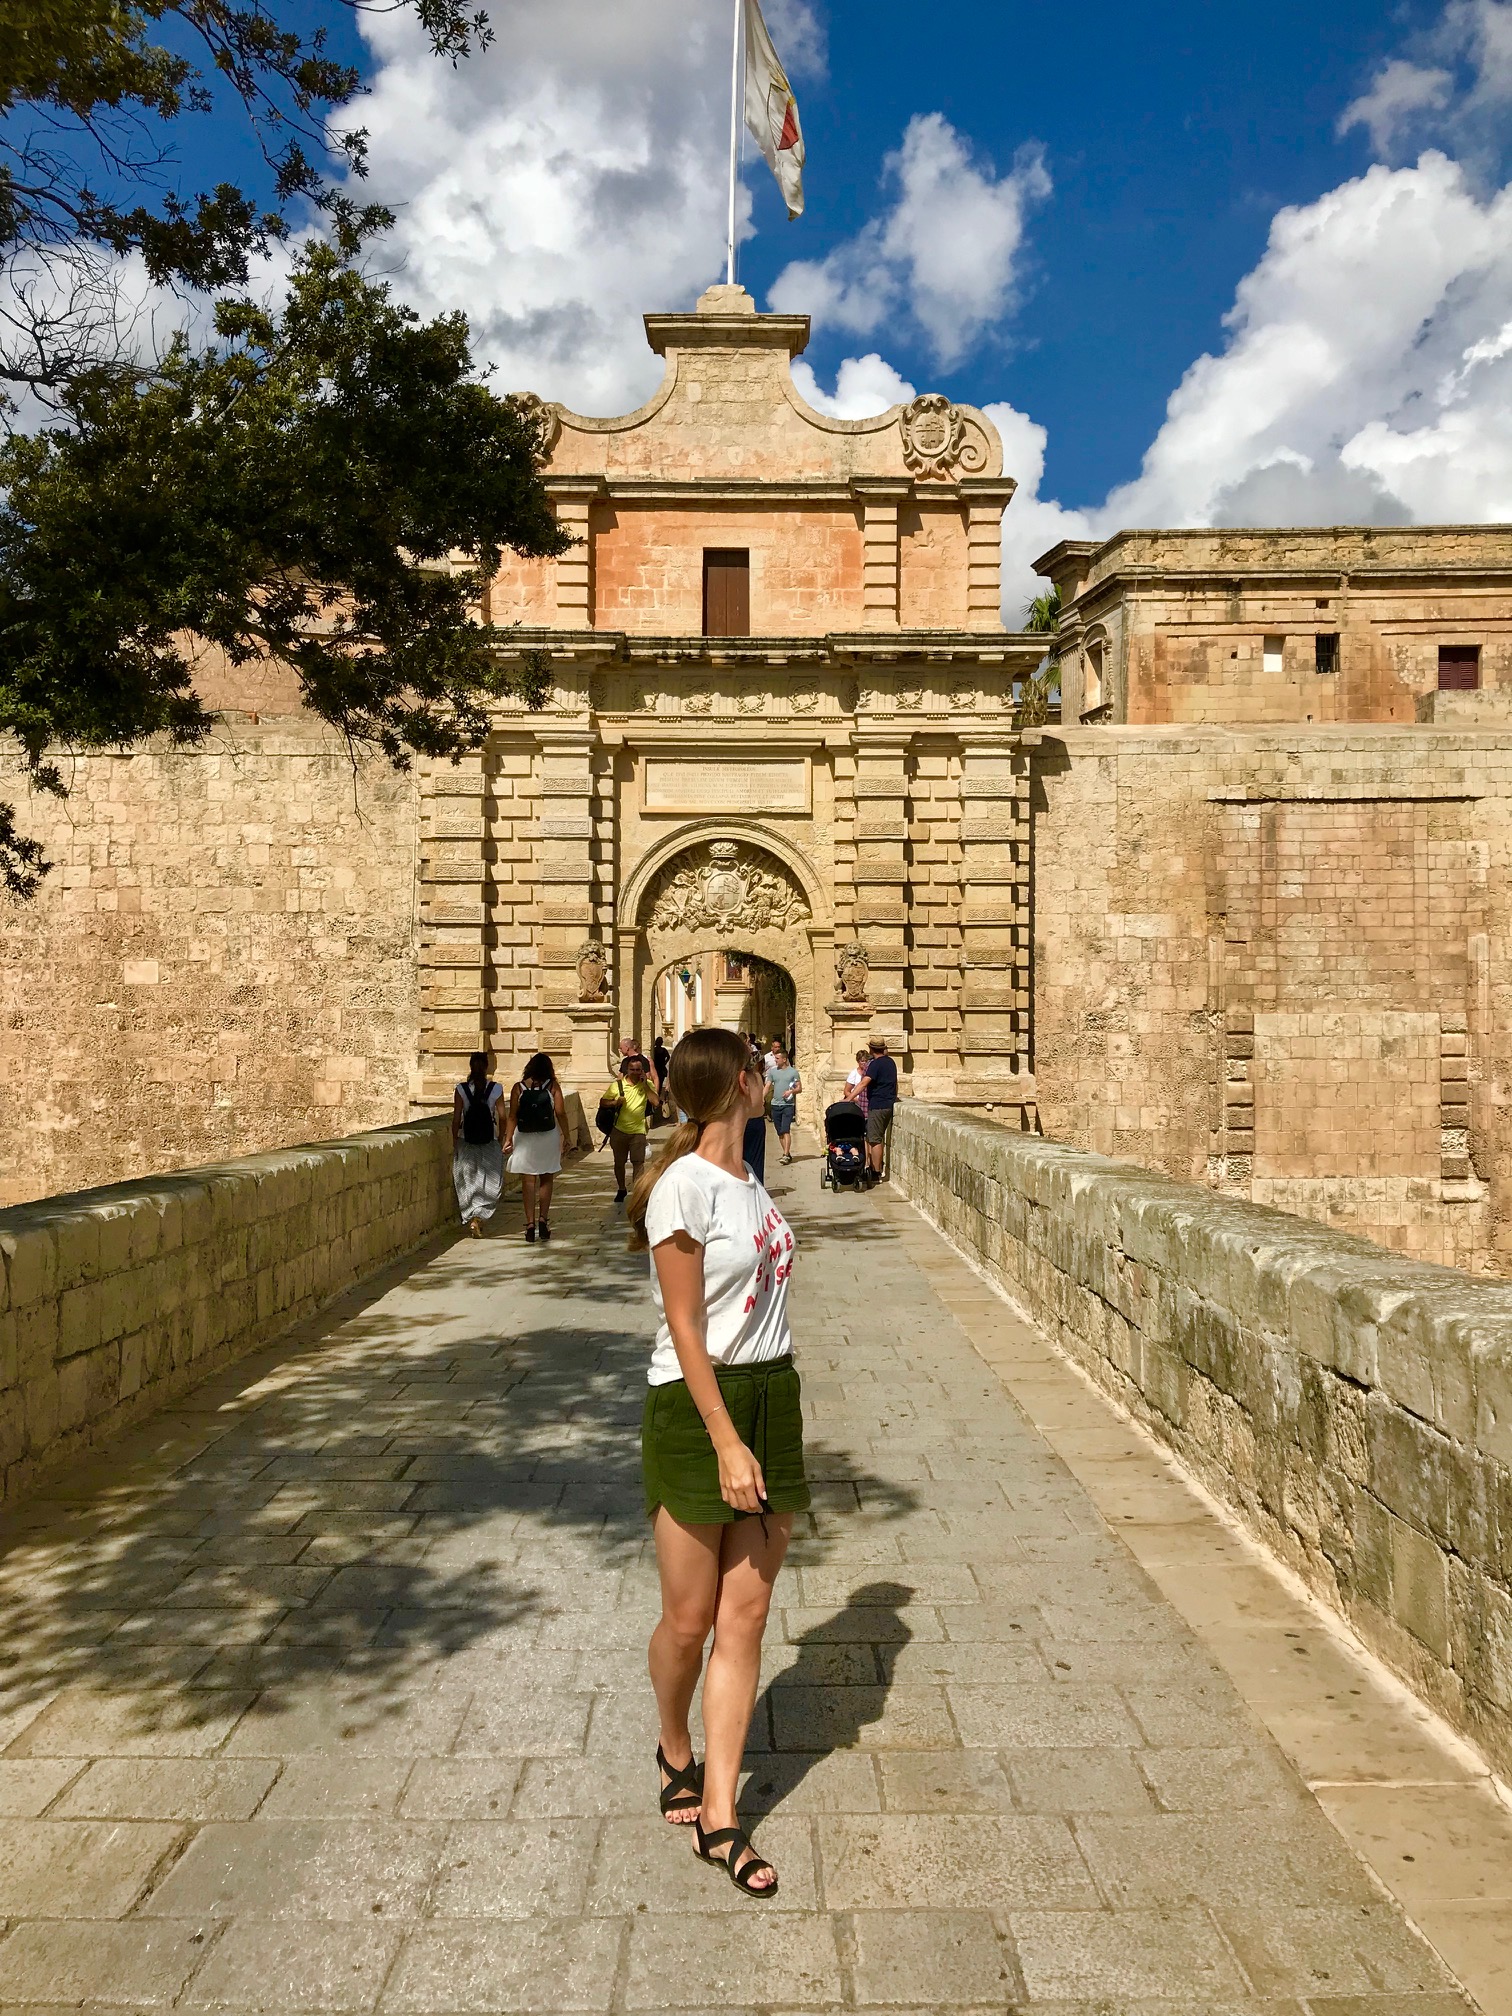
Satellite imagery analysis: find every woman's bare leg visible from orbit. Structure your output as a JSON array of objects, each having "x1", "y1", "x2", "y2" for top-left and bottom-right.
[
  {"x1": 520, "y1": 1174, "x2": 538, "y2": 1227},
  {"x1": 649, "y1": 1509, "x2": 720, "y2": 1822},
  {"x1": 538, "y1": 1173, "x2": 555, "y2": 1220},
  {"x1": 700, "y1": 1512, "x2": 792, "y2": 1887}
]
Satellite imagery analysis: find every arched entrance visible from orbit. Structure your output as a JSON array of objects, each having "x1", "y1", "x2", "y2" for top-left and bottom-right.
[
  {"x1": 618, "y1": 827, "x2": 829, "y2": 1103},
  {"x1": 652, "y1": 950, "x2": 797, "y2": 1052}
]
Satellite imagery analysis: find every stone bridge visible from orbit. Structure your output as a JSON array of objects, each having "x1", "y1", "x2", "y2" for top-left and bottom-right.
[{"x1": 0, "y1": 1111, "x2": 1509, "y2": 2012}]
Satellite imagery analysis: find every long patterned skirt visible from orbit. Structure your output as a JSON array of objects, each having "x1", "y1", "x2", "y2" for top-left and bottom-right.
[{"x1": 452, "y1": 1141, "x2": 505, "y2": 1224}]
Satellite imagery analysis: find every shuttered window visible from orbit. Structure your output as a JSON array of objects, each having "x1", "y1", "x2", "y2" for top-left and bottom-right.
[
  {"x1": 1438, "y1": 645, "x2": 1481, "y2": 691},
  {"x1": 703, "y1": 550, "x2": 750, "y2": 637}
]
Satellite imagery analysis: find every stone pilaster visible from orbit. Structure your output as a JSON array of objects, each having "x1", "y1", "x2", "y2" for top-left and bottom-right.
[
  {"x1": 546, "y1": 477, "x2": 605, "y2": 625},
  {"x1": 961, "y1": 481, "x2": 1016, "y2": 628},
  {"x1": 957, "y1": 737, "x2": 1031, "y2": 1097},
  {"x1": 851, "y1": 480, "x2": 911, "y2": 630},
  {"x1": 850, "y1": 731, "x2": 910, "y2": 1057},
  {"x1": 416, "y1": 754, "x2": 490, "y2": 1107},
  {"x1": 535, "y1": 727, "x2": 599, "y2": 1079}
]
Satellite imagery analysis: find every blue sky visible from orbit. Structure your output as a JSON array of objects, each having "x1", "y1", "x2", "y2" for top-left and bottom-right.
[
  {"x1": 116, "y1": 0, "x2": 1512, "y2": 601},
  {"x1": 739, "y1": 0, "x2": 1442, "y2": 503}
]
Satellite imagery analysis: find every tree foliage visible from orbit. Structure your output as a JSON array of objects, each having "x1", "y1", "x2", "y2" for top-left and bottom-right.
[
  {"x1": 0, "y1": 0, "x2": 572, "y2": 900},
  {"x1": 1016, "y1": 585, "x2": 1060, "y2": 727},
  {"x1": 0, "y1": 245, "x2": 568, "y2": 895}
]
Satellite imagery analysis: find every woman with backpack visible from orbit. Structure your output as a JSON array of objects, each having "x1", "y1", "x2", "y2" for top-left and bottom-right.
[
  {"x1": 452, "y1": 1051, "x2": 505, "y2": 1237},
  {"x1": 503, "y1": 1052, "x2": 568, "y2": 1243}
]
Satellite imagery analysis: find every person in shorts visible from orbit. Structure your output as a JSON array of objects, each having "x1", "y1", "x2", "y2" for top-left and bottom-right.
[
  {"x1": 766, "y1": 1044, "x2": 802, "y2": 1165},
  {"x1": 604, "y1": 1054, "x2": 653, "y2": 1201},
  {"x1": 629, "y1": 1027, "x2": 807, "y2": 1898},
  {"x1": 859, "y1": 1036, "x2": 898, "y2": 1185}
]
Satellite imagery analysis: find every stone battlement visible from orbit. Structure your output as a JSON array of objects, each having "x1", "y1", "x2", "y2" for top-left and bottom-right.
[{"x1": 891, "y1": 1101, "x2": 1512, "y2": 1779}]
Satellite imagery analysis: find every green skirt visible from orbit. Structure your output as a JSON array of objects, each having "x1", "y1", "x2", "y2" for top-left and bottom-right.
[{"x1": 642, "y1": 1356, "x2": 810, "y2": 1525}]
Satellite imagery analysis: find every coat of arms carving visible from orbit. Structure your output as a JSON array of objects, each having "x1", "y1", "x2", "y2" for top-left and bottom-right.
[
  {"x1": 648, "y1": 842, "x2": 809, "y2": 938},
  {"x1": 899, "y1": 393, "x2": 990, "y2": 478}
]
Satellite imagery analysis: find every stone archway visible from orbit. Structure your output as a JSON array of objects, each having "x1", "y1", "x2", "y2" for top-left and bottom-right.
[{"x1": 623, "y1": 832, "x2": 828, "y2": 1097}]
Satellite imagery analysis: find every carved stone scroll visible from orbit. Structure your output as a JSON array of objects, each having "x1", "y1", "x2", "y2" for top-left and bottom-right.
[{"x1": 648, "y1": 841, "x2": 809, "y2": 938}]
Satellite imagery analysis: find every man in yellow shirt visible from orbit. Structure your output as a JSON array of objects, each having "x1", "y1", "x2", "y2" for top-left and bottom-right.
[{"x1": 606, "y1": 1054, "x2": 652, "y2": 1201}]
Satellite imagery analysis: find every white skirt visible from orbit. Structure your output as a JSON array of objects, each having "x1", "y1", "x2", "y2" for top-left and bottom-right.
[{"x1": 508, "y1": 1128, "x2": 562, "y2": 1177}]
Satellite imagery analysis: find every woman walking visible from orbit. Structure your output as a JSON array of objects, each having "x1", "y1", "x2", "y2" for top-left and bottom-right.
[
  {"x1": 451, "y1": 1051, "x2": 505, "y2": 1236},
  {"x1": 766, "y1": 1044, "x2": 801, "y2": 1165},
  {"x1": 628, "y1": 1027, "x2": 808, "y2": 1898},
  {"x1": 503, "y1": 1051, "x2": 567, "y2": 1243}
]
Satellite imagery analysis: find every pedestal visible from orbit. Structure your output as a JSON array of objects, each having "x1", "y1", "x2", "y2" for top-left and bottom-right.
[
  {"x1": 825, "y1": 1000, "x2": 873, "y2": 1068},
  {"x1": 565, "y1": 1002, "x2": 614, "y2": 1092}
]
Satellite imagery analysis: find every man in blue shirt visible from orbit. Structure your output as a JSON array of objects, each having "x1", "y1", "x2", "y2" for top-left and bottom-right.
[{"x1": 859, "y1": 1036, "x2": 898, "y2": 1185}]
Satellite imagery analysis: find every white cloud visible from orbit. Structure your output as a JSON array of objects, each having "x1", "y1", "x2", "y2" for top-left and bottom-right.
[
  {"x1": 1100, "y1": 151, "x2": 1512, "y2": 529},
  {"x1": 790, "y1": 352, "x2": 915, "y2": 417},
  {"x1": 769, "y1": 115, "x2": 1049, "y2": 366},
  {"x1": 1339, "y1": 1, "x2": 1512, "y2": 163},
  {"x1": 1338, "y1": 59, "x2": 1454, "y2": 154},
  {"x1": 349, "y1": 0, "x2": 742, "y2": 416},
  {"x1": 982, "y1": 403, "x2": 1095, "y2": 618}
]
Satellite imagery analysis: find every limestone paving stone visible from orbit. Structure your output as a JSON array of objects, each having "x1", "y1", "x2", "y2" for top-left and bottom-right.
[{"x1": 0, "y1": 1147, "x2": 1479, "y2": 2013}]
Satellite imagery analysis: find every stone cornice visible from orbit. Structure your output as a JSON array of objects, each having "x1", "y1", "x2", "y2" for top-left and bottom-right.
[
  {"x1": 485, "y1": 627, "x2": 1045, "y2": 668},
  {"x1": 644, "y1": 310, "x2": 811, "y2": 356}
]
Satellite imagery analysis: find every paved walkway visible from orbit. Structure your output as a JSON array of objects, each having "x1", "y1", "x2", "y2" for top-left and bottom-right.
[{"x1": 0, "y1": 1139, "x2": 1482, "y2": 2012}]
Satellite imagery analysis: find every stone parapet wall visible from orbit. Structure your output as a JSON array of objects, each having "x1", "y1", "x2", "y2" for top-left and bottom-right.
[
  {"x1": 891, "y1": 1102, "x2": 1512, "y2": 1779},
  {"x1": 0, "y1": 1119, "x2": 453, "y2": 1509}
]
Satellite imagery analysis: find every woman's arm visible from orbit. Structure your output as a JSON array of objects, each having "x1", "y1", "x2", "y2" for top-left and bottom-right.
[
  {"x1": 652, "y1": 1232, "x2": 767, "y2": 1513},
  {"x1": 502, "y1": 1083, "x2": 519, "y2": 1151},
  {"x1": 552, "y1": 1081, "x2": 567, "y2": 1145}
]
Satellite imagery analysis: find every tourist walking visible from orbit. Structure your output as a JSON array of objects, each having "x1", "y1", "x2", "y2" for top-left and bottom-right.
[
  {"x1": 604, "y1": 1052, "x2": 653, "y2": 1201},
  {"x1": 451, "y1": 1051, "x2": 504, "y2": 1236},
  {"x1": 628, "y1": 1027, "x2": 808, "y2": 1898},
  {"x1": 652, "y1": 1031, "x2": 672, "y2": 1120},
  {"x1": 503, "y1": 1051, "x2": 567, "y2": 1243},
  {"x1": 859, "y1": 1035, "x2": 898, "y2": 1185},
  {"x1": 766, "y1": 1044, "x2": 801, "y2": 1164}
]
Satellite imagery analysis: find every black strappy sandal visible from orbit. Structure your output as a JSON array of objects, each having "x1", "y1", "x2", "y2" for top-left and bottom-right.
[
  {"x1": 656, "y1": 1744, "x2": 703, "y2": 1822},
  {"x1": 693, "y1": 1817, "x2": 779, "y2": 1897}
]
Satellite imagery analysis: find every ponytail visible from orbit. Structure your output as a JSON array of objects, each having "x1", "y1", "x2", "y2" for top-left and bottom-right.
[
  {"x1": 627, "y1": 1119, "x2": 702, "y2": 1251},
  {"x1": 625, "y1": 1026, "x2": 751, "y2": 1253}
]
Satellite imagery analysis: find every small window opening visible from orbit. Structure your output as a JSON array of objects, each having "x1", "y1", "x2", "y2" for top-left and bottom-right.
[
  {"x1": 1315, "y1": 598, "x2": 1330, "y2": 610},
  {"x1": 1315, "y1": 633, "x2": 1339, "y2": 675},
  {"x1": 1084, "y1": 641, "x2": 1105, "y2": 711},
  {"x1": 1438, "y1": 644, "x2": 1481, "y2": 691},
  {"x1": 1263, "y1": 635, "x2": 1285, "y2": 675},
  {"x1": 702, "y1": 549, "x2": 750, "y2": 637}
]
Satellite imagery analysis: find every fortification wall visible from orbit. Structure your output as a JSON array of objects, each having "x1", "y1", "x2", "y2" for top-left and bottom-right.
[
  {"x1": 892, "y1": 1102, "x2": 1512, "y2": 1780},
  {"x1": 0, "y1": 722, "x2": 422, "y2": 1205},
  {"x1": 0, "y1": 1119, "x2": 452, "y2": 1508},
  {"x1": 1032, "y1": 726, "x2": 1512, "y2": 1273}
]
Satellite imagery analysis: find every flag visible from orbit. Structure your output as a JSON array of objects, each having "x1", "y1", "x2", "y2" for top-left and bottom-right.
[{"x1": 743, "y1": 0, "x2": 805, "y2": 220}]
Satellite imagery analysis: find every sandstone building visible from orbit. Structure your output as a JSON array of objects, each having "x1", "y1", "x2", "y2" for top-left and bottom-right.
[{"x1": 4, "y1": 288, "x2": 1512, "y2": 1274}]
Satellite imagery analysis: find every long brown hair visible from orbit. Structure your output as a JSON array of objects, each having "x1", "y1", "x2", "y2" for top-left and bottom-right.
[{"x1": 627, "y1": 1027, "x2": 751, "y2": 1251}]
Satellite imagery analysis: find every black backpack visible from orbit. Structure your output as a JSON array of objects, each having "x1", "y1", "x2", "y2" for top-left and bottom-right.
[
  {"x1": 517, "y1": 1082, "x2": 555, "y2": 1133},
  {"x1": 461, "y1": 1081, "x2": 497, "y2": 1145}
]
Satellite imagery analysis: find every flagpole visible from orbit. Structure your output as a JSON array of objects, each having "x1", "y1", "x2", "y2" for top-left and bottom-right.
[{"x1": 726, "y1": 0, "x2": 741, "y2": 285}]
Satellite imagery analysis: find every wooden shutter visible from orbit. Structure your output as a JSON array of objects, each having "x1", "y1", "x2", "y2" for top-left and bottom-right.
[
  {"x1": 703, "y1": 550, "x2": 750, "y2": 636},
  {"x1": 1438, "y1": 645, "x2": 1481, "y2": 691}
]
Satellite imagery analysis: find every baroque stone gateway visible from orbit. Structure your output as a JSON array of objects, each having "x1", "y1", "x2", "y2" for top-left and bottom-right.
[{"x1": 5, "y1": 281, "x2": 1512, "y2": 1275}]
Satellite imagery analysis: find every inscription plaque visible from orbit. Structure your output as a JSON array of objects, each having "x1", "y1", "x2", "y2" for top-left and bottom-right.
[{"x1": 643, "y1": 758, "x2": 810, "y2": 815}]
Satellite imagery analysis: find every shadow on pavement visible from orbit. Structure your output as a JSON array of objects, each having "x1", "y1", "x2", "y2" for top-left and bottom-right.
[
  {"x1": 744, "y1": 1579, "x2": 916, "y2": 1817},
  {"x1": 0, "y1": 1172, "x2": 919, "y2": 1740}
]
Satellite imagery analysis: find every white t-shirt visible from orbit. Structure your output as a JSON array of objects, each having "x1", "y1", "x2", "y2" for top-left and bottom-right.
[
  {"x1": 644, "y1": 1154, "x2": 796, "y2": 1387},
  {"x1": 455, "y1": 1081, "x2": 504, "y2": 1122},
  {"x1": 844, "y1": 1067, "x2": 864, "y2": 1094}
]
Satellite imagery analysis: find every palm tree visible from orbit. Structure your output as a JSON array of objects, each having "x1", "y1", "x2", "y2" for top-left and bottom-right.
[{"x1": 1017, "y1": 587, "x2": 1061, "y2": 726}]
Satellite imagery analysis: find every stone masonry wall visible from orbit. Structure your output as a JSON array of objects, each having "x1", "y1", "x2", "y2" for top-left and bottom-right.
[
  {"x1": 0, "y1": 722, "x2": 422, "y2": 1206},
  {"x1": 1032, "y1": 726, "x2": 1512, "y2": 1273},
  {"x1": 0, "y1": 1118, "x2": 452, "y2": 1509},
  {"x1": 892, "y1": 1102, "x2": 1512, "y2": 1779}
]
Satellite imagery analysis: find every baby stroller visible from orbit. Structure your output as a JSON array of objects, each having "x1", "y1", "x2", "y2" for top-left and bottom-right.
[{"x1": 820, "y1": 1101, "x2": 868, "y2": 1192}]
